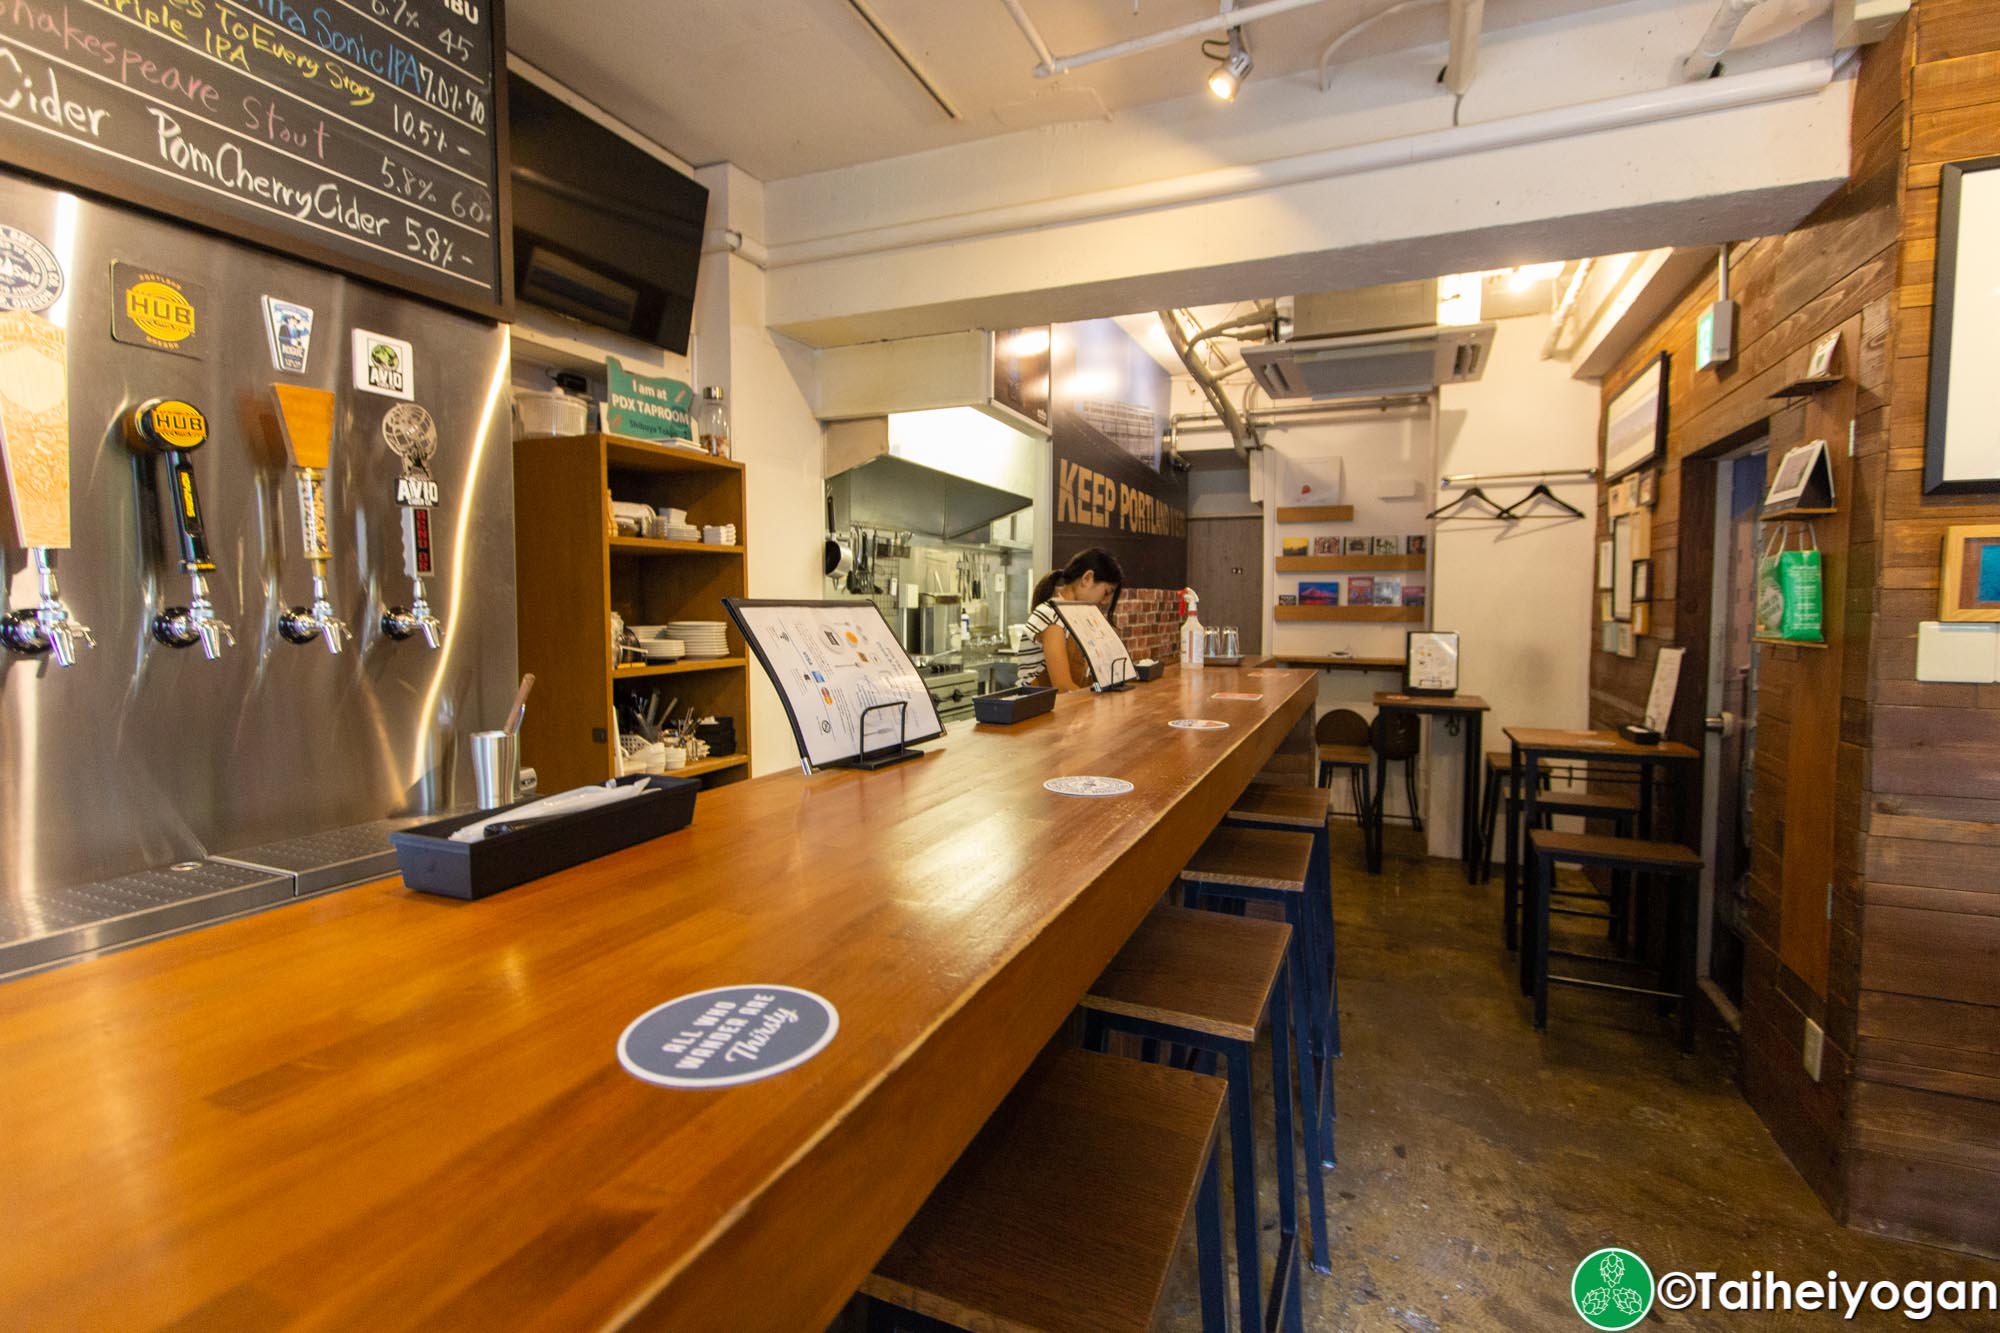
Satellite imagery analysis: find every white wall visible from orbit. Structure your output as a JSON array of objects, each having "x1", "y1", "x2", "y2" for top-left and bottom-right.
[
  {"x1": 695, "y1": 165, "x2": 828, "y2": 779},
  {"x1": 1429, "y1": 310, "x2": 1601, "y2": 854}
]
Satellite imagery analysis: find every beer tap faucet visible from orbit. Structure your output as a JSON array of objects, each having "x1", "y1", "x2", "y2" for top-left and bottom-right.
[
  {"x1": 379, "y1": 402, "x2": 444, "y2": 650},
  {"x1": 0, "y1": 309, "x2": 92, "y2": 668},
  {"x1": 124, "y1": 398, "x2": 235, "y2": 660},
  {"x1": 269, "y1": 384, "x2": 351, "y2": 654},
  {"x1": 2, "y1": 548, "x2": 94, "y2": 666}
]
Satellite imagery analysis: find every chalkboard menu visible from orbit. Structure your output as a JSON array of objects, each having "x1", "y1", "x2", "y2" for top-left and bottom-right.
[{"x1": 0, "y1": 0, "x2": 512, "y2": 321}]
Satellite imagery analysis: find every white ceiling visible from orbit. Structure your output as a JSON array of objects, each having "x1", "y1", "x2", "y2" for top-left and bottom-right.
[{"x1": 506, "y1": 0, "x2": 1642, "y2": 181}]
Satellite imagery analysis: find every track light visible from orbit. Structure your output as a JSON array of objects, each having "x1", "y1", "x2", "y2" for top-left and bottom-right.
[{"x1": 1207, "y1": 28, "x2": 1252, "y2": 101}]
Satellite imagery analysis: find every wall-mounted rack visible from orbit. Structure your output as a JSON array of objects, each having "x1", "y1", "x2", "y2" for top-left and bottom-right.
[
  {"x1": 1275, "y1": 604, "x2": 1426, "y2": 623},
  {"x1": 1276, "y1": 555, "x2": 1425, "y2": 573},
  {"x1": 1276, "y1": 504, "x2": 1355, "y2": 523}
]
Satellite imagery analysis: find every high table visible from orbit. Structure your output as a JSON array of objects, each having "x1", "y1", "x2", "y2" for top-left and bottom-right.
[
  {"x1": 1501, "y1": 727, "x2": 1702, "y2": 969},
  {"x1": 1369, "y1": 693, "x2": 1490, "y2": 882},
  {"x1": 0, "y1": 666, "x2": 1315, "y2": 1332}
]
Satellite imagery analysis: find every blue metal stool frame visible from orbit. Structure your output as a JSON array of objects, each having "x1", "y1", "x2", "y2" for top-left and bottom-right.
[
  {"x1": 1178, "y1": 846, "x2": 1334, "y2": 1279},
  {"x1": 1224, "y1": 787, "x2": 1341, "y2": 1166},
  {"x1": 1084, "y1": 959, "x2": 1304, "y2": 1333}
]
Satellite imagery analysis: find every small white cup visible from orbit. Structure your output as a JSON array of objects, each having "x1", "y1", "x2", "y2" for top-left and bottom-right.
[{"x1": 661, "y1": 745, "x2": 688, "y2": 771}]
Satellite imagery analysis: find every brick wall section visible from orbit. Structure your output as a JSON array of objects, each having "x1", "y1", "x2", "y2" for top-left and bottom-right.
[{"x1": 1114, "y1": 588, "x2": 1183, "y2": 665}]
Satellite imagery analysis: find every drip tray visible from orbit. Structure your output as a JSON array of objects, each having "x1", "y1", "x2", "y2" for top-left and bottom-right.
[
  {"x1": 0, "y1": 860, "x2": 293, "y2": 978},
  {"x1": 215, "y1": 817, "x2": 426, "y2": 896},
  {"x1": 1, "y1": 816, "x2": 439, "y2": 980}
]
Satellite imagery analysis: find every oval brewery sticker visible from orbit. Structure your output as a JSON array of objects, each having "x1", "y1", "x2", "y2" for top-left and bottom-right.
[
  {"x1": 0, "y1": 225, "x2": 62, "y2": 312},
  {"x1": 1169, "y1": 719, "x2": 1229, "y2": 730},
  {"x1": 618, "y1": 985, "x2": 838, "y2": 1089}
]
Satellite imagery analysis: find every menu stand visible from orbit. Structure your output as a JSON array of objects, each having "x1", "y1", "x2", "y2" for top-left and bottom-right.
[
  {"x1": 827, "y1": 700, "x2": 927, "y2": 772},
  {"x1": 1092, "y1": 657, "x2": 1136, "y2": 694}
]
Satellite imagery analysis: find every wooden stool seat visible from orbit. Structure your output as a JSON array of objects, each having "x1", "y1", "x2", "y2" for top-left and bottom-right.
[
  {"x1": 1230, "y1": 782, "x2": 1333, "y2": 831},
  {"x1": 863, "y1": 1049, "x2": 1225, "y2": 1333},
  {"x1": 1317, "y1": 743, "x2": 1372, "y2": 769},
  {"x1": 1083, "y1": 907, "x2": 1290, "y2": 1043},
  {"x1": 1182, "y1": 827, "x2": 1313, "y2": 892},
  {"x1": 1531, "y1": 830, "x2": 1701, "y2": 872},
  {"x1": 1531, "y1": 790, "x2": 1639, "y2": 817}
]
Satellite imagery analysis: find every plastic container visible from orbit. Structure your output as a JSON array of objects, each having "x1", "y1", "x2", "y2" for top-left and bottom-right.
[
  {"x1": 973, "y1": 685, "x2": 1057, "y2": 725},
  {"x1": 513, "y1": 389, "x2": 589, "y2": 439}
]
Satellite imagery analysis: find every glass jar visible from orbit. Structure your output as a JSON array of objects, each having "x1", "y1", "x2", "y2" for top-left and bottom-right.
[{"x1": 697, "y1": 385, "x2": 731, "y2": 458}]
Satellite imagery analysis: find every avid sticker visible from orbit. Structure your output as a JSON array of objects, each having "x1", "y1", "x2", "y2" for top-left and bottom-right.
[
  {"x1": 352, "y1": 328, "x2": 414, "y2": 399},
  {"x1": 112, "y1": 263, "x2": 206, "y2": 358},
  {"x1": 1044, "y1": 776, "x2": 1134, "y2": 797},
  {"x1": 1169, "y1": 719, "x2": 1229, "y2": 730},
  {"x1": 0, "y1": 225, "x2": 62, "y2": 312},
  {"x1": 618, "y1": 985, "x2": 838, "y2": 1088}
]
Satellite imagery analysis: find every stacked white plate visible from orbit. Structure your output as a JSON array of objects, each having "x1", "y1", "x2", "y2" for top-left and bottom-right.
[{"x1": 667, "y1": 620, "x2": 730, "y2": 658}]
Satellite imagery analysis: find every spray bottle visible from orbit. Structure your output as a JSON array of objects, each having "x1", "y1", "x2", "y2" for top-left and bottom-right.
[{"x1": 1180, "y1": 586, "x2": 1205, "y2": 669}]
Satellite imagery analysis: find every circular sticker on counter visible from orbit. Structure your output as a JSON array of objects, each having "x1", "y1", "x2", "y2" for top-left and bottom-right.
[
  {"x1": 0, "y1": 225, "x2": 62, "y2": 312},
  {"x1": 618, "y1": 985, "x2": 838, "y2": 1089},
  {"x1": 1210, "y1": 692, "x2": 1264, "y2": 701},
  {"x1": 1044, "y1": 776, "x2": 1135, "y2": 797},
  {"x1": 1169, "y1": 719, "x2": 1229, "y2": 730}
]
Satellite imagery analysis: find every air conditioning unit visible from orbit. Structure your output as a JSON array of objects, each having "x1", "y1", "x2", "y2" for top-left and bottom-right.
[{"x1": 1241, "y1": 323, "x2": 1495, "y2": 400}]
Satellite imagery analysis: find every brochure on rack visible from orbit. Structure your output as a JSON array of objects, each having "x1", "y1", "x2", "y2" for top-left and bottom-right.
[{"x1": 725, "y1": 599, "x2": 943, "y2": 770}]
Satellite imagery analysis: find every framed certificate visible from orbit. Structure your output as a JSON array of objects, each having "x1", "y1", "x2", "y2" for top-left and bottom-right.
[{"x1": 1404, "y1": 630, "x2": 1460, "y2": 696}]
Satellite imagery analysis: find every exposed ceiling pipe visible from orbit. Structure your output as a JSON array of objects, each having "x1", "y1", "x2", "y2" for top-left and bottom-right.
[
  {"x1": 766, "y1": 57, "x2": 1834, "y2": 268},
  {"x1": 1318, "y1": 0, "x2": 1444, "y2": 93},
  {"x1": 1160, "y1": 310, "x2": 1258, "y2": 457},
  {"x1": 1540, "y1": 257, "x2": 1595, "y2": 359},
  {"x1": 845, "y1": 0, "x2": 962, "y2": 118},
  {"x1": 1443, "y1": 0, "x2": 1484, "y2": 96},
  {"x1": 1678, "y1": 0, "x2": 1769, "y2": 82},
  {"x1": 1187, "y1": 303, "x2": 1279, "y2": 352},
  {"x1": 1031, "y1": 0, "x2": 1341, "y2": 77},
  {"x1": 998, "y1": 0, "x2": 1056, "y2": 70}
]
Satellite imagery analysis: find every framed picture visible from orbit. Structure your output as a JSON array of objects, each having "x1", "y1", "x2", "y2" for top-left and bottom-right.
[
  {"x1": 1281, "y1": 536, "x2": 1309, "y2": 557},
  {"x1": 1927, "y1": 158, "x2": 2000, "y2": 494},
  {"x1": 1373, "y1": 576, "x2": 1402, "y2": 606},
  {"x1": 1346, "y1": 576, "x2": 1374, "y2": 605},
  {"x1": 1405, "y1": 534, "x2": 1427, "y2": 555},
  {"x1": 1402, "y1": 584, "x2": 1426, "y2": 608},
  {"x1": 1298, "y1": 580, "x2": 1341, "y2": 606},
  {"x1": 1371, "y1": 536, "x2": 1399, "y2": 556},
  {"x1": 1597, "y1": 539, "x2": 1615, "y2": 591},
  {"x1": 1311, "y1": 535, "x2": 1339, "y2": 556},
  {"x1": 1940, "y1": 524, "x2": 2000, "y2": 621},
  {"x1": 1632, "y1": 559, "x2": 1653, "y2": 602},
  {"x1": 1278, "y1": 593, "x2": 1299, "y2": 606},
  {"x1": 1636, "y1": 469, "x2": 1657, "y2": 509},
  {"x1": 1806, "y1": 331, "x2": 1842, "y2": 381},
  {"x1": 1611, "y1": 516, "x2": 1635, "y2": 620},
  {"x1": 1404, "y1": 630, "x2": 1460, "y2": 695},
  {"x1": 1343, "y1": 536, "x2": 1371, "y2": 555},
  {"x1": 1604, "y1": 352, "x2": 1669, "y2": 480}
]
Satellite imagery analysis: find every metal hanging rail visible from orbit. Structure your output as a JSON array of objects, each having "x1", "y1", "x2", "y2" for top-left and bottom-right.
[{"x1": 1440, "y1": 467, "x2": 1598, "y2": 486}]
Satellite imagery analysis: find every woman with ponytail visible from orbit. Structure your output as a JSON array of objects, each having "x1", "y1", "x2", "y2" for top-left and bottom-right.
[{"x1": 1017, "y1": 548, "x2": 1123, "y2": 690}]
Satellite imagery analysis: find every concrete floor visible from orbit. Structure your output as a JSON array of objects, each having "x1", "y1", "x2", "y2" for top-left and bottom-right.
[{"x1": 1157, "y1": 825, "x2": 2000, "y2": 1331}]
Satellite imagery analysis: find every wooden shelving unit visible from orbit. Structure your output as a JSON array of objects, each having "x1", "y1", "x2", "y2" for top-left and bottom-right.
[
  {"x1": 1276, "y1": 504, "x2": 1355, "y2": 523},
  {"x1": 1275, "y1": 555, "x2": 1425, "y2": 573},
  {"x1": 1275, "y1": 654, "x2": 1406, "y2": 672},
  {"x1": 1275, "y1": 604, "x2": 1426, "y2": 623},
  {"x1": 514, "y1": 434, "x2": 751, "y2": 793}
]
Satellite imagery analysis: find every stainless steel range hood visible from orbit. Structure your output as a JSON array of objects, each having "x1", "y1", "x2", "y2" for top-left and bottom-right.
[{"x1": 827, "y1": 417, "x2": 1031, "y2": 540}]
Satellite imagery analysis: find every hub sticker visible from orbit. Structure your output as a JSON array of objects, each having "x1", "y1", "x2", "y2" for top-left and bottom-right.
[
  {"x1": 352, "y1": 329, "x2": 413, "y2": 399},
  {"x1": 0, "y1": 225, "x2": 62, "y2": 312},
  {"x1": 134, "y1": 399, "x2": 208, "y2": 452},
  {"x1": 381, "y1": 402, "x2": 440, "y2": 507},
  {"x1": 261, "y1": 296, "x2": 314, "y2": 374},
  {"x1": 112, "y1": 263, "x2": 205, "y2": 358},
  {"x1": 618, "y1": 985, "x2": 839, "y2": 1089}
]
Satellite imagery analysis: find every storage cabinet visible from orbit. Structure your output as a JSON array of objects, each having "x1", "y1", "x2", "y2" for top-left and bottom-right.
[{"x1": 513, "y1": 434, "x2": 751, "y2": 793}]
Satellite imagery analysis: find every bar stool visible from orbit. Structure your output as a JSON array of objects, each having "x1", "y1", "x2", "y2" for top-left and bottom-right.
[
  {"x1": 1525, "y1": 830, "x2": 1703, "y2": 1052},
  {"x1": 1178, "y1": 828, "x2": 1334, "y2": 1225},
  {"x1": 1370, "y1": 712, "x2": 1424, "y2": 834},
  {"x1": 1082, "y1": 907, "x2": 1308, "y2": 1332},
  {"x1": 861, "y1": 1049, "x2": 1230, "y2": 1333},
  {"x1": 1228, "y1": 782, "x2": 1342, "y2": 1059},
  {"x1": 1315, "y1": 709, "x2": 1374, "y2": 814},
  {"x1": 1502, "y1": 786, "x2": 1642, "y2": 955},
  {"x1": 1478, "y1": 751, "x2": 1551, "y2": 883}
]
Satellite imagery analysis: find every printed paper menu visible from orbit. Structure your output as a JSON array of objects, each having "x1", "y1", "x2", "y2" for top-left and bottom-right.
[{"x1": 728, "y1": 601, "x2": 942, "y2": 769}]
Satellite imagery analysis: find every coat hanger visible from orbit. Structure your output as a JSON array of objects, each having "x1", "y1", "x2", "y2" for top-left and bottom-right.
[
  {"x1": 1496, "y1": 482, "x2": 1585, "y2": 519},
  {"x1": 1425, "y1": 486, "x2": 1515, "y2": 521}
]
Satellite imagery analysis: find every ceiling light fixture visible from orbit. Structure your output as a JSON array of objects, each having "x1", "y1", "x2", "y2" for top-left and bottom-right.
[{"x1": 1207, "y1": 28, "x2": 1253, "y2": 100}]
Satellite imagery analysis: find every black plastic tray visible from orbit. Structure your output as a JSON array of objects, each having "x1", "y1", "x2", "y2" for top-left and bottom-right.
[
  {"x1": 1135, "y1": 660, "x2": 1165, "y2": 681},
  {"x1": 390, "y1": 775, "x2": 699, "y2": 900},
  {"x1": 973, "y1": 684, "x2": 1057, "y2": 725}
]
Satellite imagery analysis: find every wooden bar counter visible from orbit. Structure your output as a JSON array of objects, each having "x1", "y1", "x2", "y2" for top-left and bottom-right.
[{"x1": 0, "y1": 665, "x2": 1315, "y2": 1331}]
